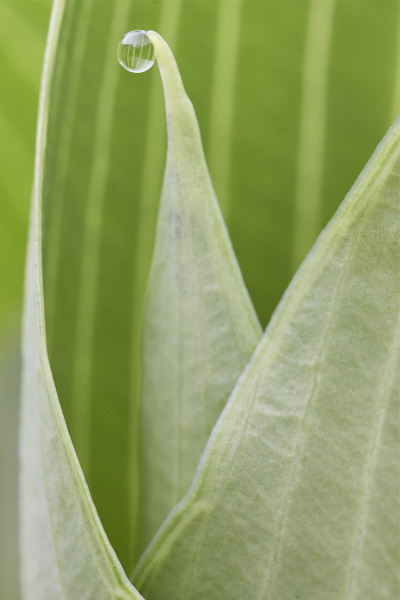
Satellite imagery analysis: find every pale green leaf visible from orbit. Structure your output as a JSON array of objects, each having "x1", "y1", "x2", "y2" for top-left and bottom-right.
[
  {"x1": 18, "y1": 0, "x2": 398, "y2": 575},
  {"x1": 137, "y1": 31, "x2": 262, "y2": 554},
  {"x1": 19, "y1": 2, "x2": 144, "y2": 597},
  {"x1": 133, "y1": 120, "x2": 400, "y2": 599}
]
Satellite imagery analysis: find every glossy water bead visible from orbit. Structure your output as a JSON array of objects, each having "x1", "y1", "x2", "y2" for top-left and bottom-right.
[{"x1": 118, "y1": 30, "x2": 155, "y2": 73}]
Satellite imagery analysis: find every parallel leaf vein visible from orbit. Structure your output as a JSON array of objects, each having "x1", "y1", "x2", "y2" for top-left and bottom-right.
[{"x1": 347, "y1": 316, "x2": 400, "y2": 599}]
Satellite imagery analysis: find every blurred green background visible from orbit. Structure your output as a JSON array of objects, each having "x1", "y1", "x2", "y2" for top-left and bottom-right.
[
  {"x1": 1, "y1": 1, "x2": 399, "y2": 597},
  {"x1": 0, "y1": 3, "x2": 51, "y2": 598}
]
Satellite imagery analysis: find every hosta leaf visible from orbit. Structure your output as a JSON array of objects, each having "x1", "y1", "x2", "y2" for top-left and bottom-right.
[
  {"x1": 19, "y1": 2, "x2": 143, "y2": 598},
  {"x1": 35, "y1": 0, "x2": 398, "y2": 570},
  {"x1": 137, "y1": 31, "x2": 262, "y2": 554},
  {"x1": 133, "y1": 120, "x2": 400, "y2": 599}
]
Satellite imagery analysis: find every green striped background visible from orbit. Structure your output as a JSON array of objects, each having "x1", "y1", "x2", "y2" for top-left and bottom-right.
[{"x1": 1, "y1": 0, "x2": 399, "y2": 593}]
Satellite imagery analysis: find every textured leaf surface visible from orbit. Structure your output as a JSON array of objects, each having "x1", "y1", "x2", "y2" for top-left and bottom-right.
[
  {"x1": 19, "y1": 2, "x2": 143, "y2": 598},
  {"x1": 137, "y1": 31, "x2": 262, "y2": 554},
  {"x1": 24, "y1": 0, "x2": 399, "y2": 573},
  {"x1": 133, "y1": 121, "x2": 400, "y2": 599}
]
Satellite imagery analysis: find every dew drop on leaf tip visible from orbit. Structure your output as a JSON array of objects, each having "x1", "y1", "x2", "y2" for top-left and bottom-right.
[{"x1": 117, "y1": 30, "x2": 155, "y2": 73}]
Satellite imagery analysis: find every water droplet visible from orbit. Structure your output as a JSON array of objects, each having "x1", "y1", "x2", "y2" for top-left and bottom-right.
[{"x1": 117, "y1": 30, "x2": 155, "y2": 73}]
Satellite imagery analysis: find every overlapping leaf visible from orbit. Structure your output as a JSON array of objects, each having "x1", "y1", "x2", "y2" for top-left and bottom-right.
[
  {"x1": 20, "y1": 15, "x2": 262, "y2": 600},
  {"x1": 19, "y1": 2, "x2": 143, "y2": 597},
  {"x1": 36, "y1": 0, "x2": 399, "y2": 570},
  {"x1": 17, "y1": 0, "x2": 400, "y2": 595},
  {"x1": 137, "y1": 31, "x2": 262, "y2": 554},
  {"x1": 133, "y1": 120, "x2": 400, "y2": 599}
]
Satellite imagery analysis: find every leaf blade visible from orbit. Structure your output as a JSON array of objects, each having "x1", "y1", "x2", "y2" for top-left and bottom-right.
[
  {"x1": 19, "y1": 1, "x2": 144, "y2": 597},
  {"x1": 36, "y1": 0, "x2": 399, "y2": 568},
  {"x1": 137, "y1": 30, "x2": 262, "y2": 554},
  {"x1": 133, "y1": 120, "x2": 400, "y2": 599}
]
